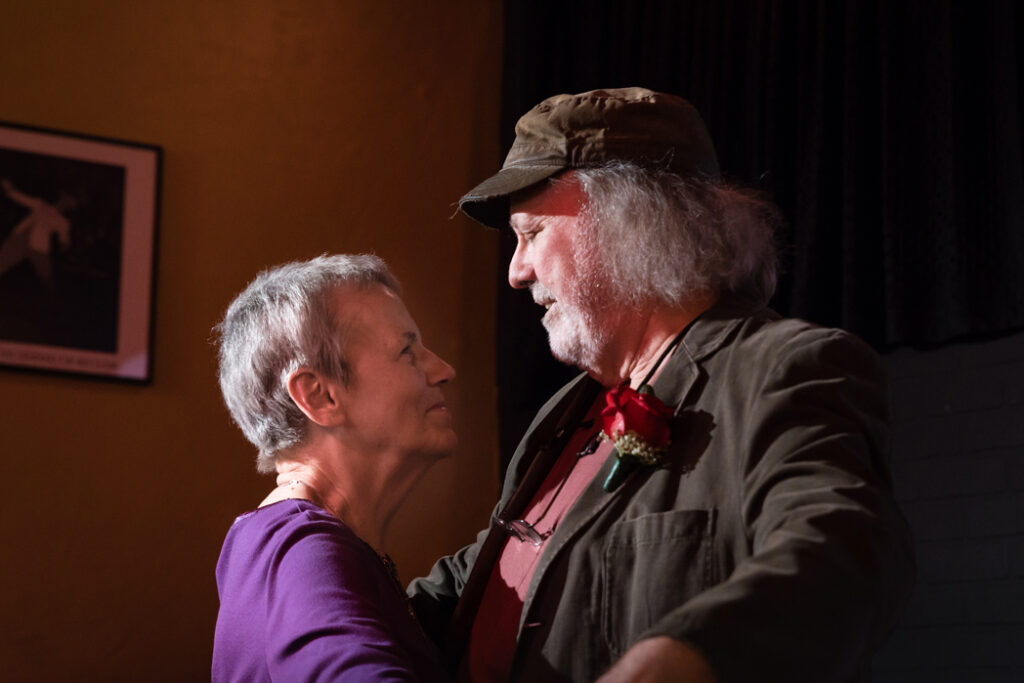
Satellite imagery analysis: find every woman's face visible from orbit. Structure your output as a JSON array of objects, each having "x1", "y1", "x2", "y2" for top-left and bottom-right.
[{"x1": 334, "y1": 283, "x2": 457, "y2": 460}]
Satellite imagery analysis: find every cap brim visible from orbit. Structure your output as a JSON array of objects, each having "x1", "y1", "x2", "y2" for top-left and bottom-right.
[{"x1": 458, "y1": 164, "x2": 565, "y2": 229}]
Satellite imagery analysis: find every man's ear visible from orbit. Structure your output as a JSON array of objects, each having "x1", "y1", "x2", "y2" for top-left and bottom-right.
[{"x1": 286, "y1": 367, "x2": 344, "y2": 427}]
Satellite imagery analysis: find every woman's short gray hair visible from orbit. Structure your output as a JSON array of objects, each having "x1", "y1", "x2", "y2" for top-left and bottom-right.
[
  {"x1": 214, "y1": 254, "x2": 399, "y2": 473},
  {"x1": 573, "y1": 161, "x2": 780, "y2": 308}
]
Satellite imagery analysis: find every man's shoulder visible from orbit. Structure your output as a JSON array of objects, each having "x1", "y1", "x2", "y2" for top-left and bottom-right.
[
  {"x1": 704, "y1": 308, "x2": 883, "y2": 391},
  {"x1": 675, "y1": 304, "x2": 881, "y2": 390},
  {"x1": 716, "y1": 305, "x2": 875, "y2": 358}
]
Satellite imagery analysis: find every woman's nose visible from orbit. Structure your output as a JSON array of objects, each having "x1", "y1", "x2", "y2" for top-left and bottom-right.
[{"x1": 424, "y1": 347, "x2": 456, "y2": 385}]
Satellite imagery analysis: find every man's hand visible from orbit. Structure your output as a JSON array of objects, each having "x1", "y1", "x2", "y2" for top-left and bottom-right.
[{"x1": 595, "y1": 636, "x2": 718, "y2": 683}]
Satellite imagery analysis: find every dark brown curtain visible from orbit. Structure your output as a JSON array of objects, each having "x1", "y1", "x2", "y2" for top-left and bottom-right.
[{"x1": 492, "y1": 0, "x2": 1024, "y2": 468}]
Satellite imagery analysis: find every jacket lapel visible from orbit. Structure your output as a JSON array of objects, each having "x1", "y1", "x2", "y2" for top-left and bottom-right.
[{"x1": 446, "y1": 374, "x2": 600, "y2": 663}]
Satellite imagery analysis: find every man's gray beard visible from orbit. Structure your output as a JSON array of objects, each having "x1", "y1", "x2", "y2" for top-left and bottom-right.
[{"x1": 532, "y1": 282, "x2": 611, "y2": 371}]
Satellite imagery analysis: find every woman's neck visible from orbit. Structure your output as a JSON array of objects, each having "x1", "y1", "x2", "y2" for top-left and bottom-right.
[{"x1": 267, "y1": 445, "x2": 429, "y2": 551}]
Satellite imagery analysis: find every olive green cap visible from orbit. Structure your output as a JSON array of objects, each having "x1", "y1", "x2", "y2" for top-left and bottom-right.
[{"x1": 458, "y1": 87, "x2": 720, "y2": 229}]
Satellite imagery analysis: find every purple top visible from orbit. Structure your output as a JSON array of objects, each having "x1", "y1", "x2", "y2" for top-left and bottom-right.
[{"x1": 212, "y1": 499, "x2": 446, "y2": 682}]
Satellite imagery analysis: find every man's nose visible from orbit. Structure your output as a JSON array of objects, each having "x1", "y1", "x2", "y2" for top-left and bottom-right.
[{"x1": 508, "y1": 242, "x2": 534, "y2": 289}]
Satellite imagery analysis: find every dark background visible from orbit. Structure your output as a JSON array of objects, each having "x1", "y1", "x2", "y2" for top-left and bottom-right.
[
  {"x1": 488, "y1": 2, "x2": 1024, "y2": 680},
  {"x1": 494, "y1": 0, "x2": 1024, "y2": 467}
]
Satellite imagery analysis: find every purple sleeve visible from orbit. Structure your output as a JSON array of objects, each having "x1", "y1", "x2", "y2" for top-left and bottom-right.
[{"x1": 265, "y1": 516, "x2": 424, "y2": 682}]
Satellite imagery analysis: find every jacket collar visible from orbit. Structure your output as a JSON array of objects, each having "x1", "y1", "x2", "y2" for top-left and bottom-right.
[{"x1": 652, "y1": 296, "x2": 759, "y2": 412}]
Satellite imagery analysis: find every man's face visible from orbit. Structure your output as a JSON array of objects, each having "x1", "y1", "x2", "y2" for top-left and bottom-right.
[
  {"x1": 333, "y1": 283, "x2": 458, "y2": 460},
  {"x1": 508, "y1": 174, "x2": 618, "y2": 371}
]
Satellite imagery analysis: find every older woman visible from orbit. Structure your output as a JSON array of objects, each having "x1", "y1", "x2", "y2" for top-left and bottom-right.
[{"x1": 212, "y1": 254, "x2": 453, "y2": 682}]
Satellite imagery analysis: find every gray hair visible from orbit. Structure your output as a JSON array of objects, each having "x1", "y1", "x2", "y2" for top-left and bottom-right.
[
  {"x1": 214, "y1": 254, "x2": 400, "y2": 473},
  {"x1": 572, "y1": 161, "x2": 780, "y2": 308}
]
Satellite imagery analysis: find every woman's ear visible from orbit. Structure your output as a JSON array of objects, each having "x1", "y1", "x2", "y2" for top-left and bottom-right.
[{"x1": 286, "y1": 367, "x2": 345, "y2": 427}]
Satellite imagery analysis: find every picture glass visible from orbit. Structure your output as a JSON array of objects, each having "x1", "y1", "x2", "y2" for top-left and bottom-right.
[{"x1": 0, "y1": 123, "x2": 159, "y2": 381}]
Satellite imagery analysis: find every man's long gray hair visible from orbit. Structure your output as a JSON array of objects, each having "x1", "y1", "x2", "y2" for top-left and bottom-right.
[
  {"x1": 214, "y1": 254, "x2": 399, "y2": 473},
  {"x1": 572, "y1": 161, "x2": 780, "y2": 308}
]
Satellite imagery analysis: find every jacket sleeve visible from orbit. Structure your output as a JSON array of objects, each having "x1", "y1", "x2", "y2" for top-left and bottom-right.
[
  {"x1": 406, "y1": 523, "x2": 493, "y2": 649},
  {"x1": 646, "y1": 330, "x2": 916, "y2": 682}
]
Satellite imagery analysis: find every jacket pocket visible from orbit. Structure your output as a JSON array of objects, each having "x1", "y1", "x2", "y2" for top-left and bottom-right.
[{"x1": 600, "y1": 508, "x2": 716, "y2": 658}]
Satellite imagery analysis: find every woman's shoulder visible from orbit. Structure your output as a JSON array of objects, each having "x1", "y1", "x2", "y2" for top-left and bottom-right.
[
  {"x1": 231, "y1": 498, "x2": 340, "y2": 528},
  {"x1": 226, "y1": 499, "x2": 365, "y2": 552},
  {"x1": 219, "y1": 500, "x2": 375, "y2": 577}
]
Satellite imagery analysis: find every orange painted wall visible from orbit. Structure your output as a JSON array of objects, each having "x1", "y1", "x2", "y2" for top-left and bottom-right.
[{"x1": 0, "y1": 2, "x2": 502, "y2": 679}]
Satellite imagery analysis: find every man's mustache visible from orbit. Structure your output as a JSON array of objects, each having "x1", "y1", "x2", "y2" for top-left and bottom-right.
[{"x1": 531, "y1": 282, "x2": 555, "y2": 306}]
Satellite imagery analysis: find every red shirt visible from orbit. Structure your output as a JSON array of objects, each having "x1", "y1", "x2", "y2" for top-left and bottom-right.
[{"x1": 463, "y1": 397, "x2": 612, "y2": 682}]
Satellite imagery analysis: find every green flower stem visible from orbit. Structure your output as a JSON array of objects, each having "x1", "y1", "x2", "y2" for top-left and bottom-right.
[{"x1": 603, "y1": 451, "x2": 639, "y2": 492}]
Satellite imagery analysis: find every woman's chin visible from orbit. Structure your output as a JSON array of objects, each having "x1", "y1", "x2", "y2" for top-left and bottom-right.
[{"x1": 429, "y1": 429, "x2": 459, "y2": 460}]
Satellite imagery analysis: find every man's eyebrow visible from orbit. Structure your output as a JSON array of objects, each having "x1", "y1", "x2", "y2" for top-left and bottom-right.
[
  {"x1": 401, "y1": 331, "x2": 419, "y2": 345},
  {"x1": 510, "y1": 215, "x2": 542, "y2": 233}
]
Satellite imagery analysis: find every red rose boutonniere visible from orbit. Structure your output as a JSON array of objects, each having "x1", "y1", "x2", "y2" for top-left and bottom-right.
[{"x1": 600, "y1": 383, "x2": 673, "y2": 492}]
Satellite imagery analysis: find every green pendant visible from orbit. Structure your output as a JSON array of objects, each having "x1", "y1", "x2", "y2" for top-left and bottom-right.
[{"x1": 602, "y1": 452, "x2": 639, "y2": 492}]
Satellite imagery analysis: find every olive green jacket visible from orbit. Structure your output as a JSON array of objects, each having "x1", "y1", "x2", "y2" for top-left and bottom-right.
[{"x1": 408, "y1": 303, "x2": 915, "y2": 682}]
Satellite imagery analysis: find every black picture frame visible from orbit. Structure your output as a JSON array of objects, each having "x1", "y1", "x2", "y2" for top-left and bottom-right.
[{"x1": 0, "y1": 121, "x2": 161, "y2": 382}]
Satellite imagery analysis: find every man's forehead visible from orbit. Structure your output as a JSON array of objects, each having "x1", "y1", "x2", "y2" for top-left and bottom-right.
[{"x1": 509, "y1": 173, "x2": 585, "y2": 227}]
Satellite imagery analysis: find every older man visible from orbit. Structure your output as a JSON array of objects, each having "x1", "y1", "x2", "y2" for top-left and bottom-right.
[{"x1": 409, "y1": 88, "x2": 914, "y2": 682}]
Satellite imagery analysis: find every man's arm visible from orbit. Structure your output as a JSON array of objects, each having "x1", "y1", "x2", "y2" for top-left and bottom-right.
[{"x1": 407, "y1": 524, "x2": 491, "y2": 649}]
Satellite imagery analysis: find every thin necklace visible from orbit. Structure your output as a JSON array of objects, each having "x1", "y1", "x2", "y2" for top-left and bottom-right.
[
  {"x1": 280, "y1": 480, "x2": 393, "y2": 574},
  {"x1": 280, "y1": 479, "x2": 341, "y2": 519}
]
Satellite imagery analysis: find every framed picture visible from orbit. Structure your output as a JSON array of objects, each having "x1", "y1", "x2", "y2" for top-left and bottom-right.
[{"x1": 0, "y1": 121, "x2": 161, "y2": 382}]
